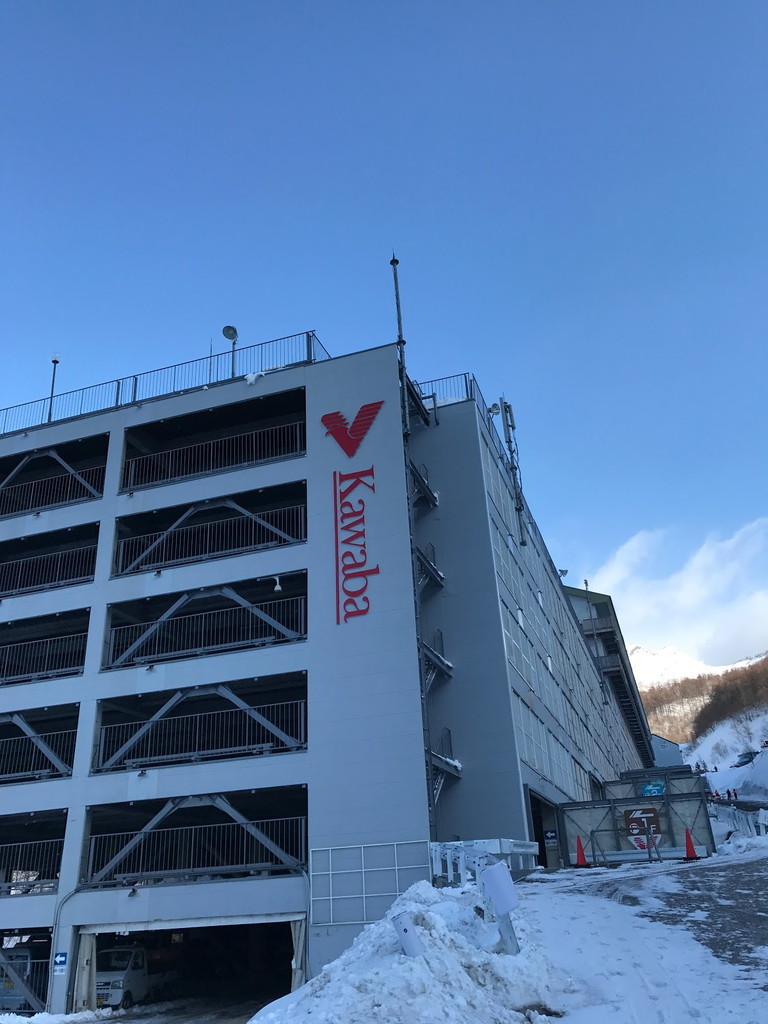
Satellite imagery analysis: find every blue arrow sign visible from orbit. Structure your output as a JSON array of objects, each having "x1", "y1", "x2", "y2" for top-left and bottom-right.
[{"x1": 54, "y1": 952, "x2": 67, "y2": 966}]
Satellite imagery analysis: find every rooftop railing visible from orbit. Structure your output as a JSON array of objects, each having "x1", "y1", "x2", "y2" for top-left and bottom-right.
[{"x1": 0, "y1": 331, "x2": 329, "y2": 437}]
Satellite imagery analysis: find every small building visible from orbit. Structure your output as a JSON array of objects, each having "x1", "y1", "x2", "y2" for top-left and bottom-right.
[{"x1": 652, "y1": 733, "x2": 684, "y2": 767}]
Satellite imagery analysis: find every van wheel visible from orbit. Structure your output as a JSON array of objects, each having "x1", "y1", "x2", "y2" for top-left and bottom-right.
[{"x1": 121, "y1": 992, "x2": 134, "y2": 1010}]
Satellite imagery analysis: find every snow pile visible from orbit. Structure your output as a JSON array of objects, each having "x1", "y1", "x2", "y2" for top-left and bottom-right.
[
  {"x1": 250, "y1": 880, "x2": 568, "y2": 1024},
  {"x1": 715, "y1": 831, "x2": 768, "y2": 858}
]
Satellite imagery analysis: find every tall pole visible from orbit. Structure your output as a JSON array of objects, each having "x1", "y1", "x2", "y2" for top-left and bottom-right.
[
  {"x1": 390, "y1": 254, "x2": 404, "y2": 344},
  {"x1": 231, "y1": 338, "x2": 237, "y2": 378},
  {"x1": 48, "y1": 355, "x2": 60, "y2": 423}
]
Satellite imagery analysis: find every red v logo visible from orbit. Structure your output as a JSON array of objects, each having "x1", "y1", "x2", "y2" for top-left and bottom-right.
[{"x1": 321, "y1": 401, "x2": 384, "y2": 457}]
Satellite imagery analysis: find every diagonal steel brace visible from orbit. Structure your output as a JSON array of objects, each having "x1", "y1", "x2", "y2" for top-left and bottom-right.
[
  {"x1": 0, "y1": 712, "x2": 71, "y2": 774},
  {"x1": 218, "y1": 585, "x2": 299, "y2": 639},
  {"x1": 109, "y1": 592, "x2": 192, "y2": 667},
  {"x1": 221, "y1": 498, "x2": 300, "y2": 544},
  {"x1": 45, "y1": 449, "x2": 101, "y2": 497},
  {"x1": 90, "y1": 796, "x2": 188, "y2": 882},
  {"x1": 98, "y1": 690, "x2": 187, "y2": 769},
  {"x1": 207, "y1": 794, "x2": 300, "y2": 868},
  {"x1": 214, "y1": 683, "x2": 301, "y2": 749},
  {"x1": 0, "y1": 949, "x2": 44, "y2": 1012}
]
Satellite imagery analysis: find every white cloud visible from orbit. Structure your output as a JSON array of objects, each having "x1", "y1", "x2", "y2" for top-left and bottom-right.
[{"x1": 590, "y1": 518, "x2": 768, "y2": 664}]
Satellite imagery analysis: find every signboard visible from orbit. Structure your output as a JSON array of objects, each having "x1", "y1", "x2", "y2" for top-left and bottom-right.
[
  {"x1": 641, "y1": 781, "x2": 666, "y2": 796},
  {"x1": 53, "y1": 953, "x2": 67, "y2": 966},
  {"x1": 627, "y1": 833, "x2": 664, "y2": 852},
  {"x1": 544, "y1": 829, "x2": 558, "y2": 848},
  {"x1": 323, "y1": 401, "x2": 384, "y2": 625},
  {"x1": 623, "y1": 808, "x2": 660, "y2": 836}
]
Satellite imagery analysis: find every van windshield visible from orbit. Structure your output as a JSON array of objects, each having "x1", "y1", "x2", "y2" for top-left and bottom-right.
[{"x1": 97, "y1": 951, "x2": 133, "y2": 972}]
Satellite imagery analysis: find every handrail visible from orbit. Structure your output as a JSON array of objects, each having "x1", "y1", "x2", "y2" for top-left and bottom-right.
[
  {"x1": 86, "y1": 816, "x2": 307, "y2": 883},
  {"x1": 121, "y1": 421, "x2": 305, "y2": 490},
  {"x1": 0, "y1": 465, "x2": 106, "y2": 519},
  {"x1": 105, "y1": 597, "x2": 307, "y2": 667},
  {"x1": 0, "y1": 633, "x2": 88, "y2": 685},
  {"x1": 0, "y1": 837, "x2": 64, "y2": 895},
  {"x1": 0, "y1": 331, "x2": 329, "y2": 437},
  {"x1": 0, "y1": 728, "x2": 76, "y2": 781},
  {"x1": 95, "y1": 700, "x2": 307, "y2": 769},
  {"x1": 114, "y1": 504, "x2": 306, "y2": 575},
  {"x1": 0, "y1": 545, "x2": 97, "y2": 597}
]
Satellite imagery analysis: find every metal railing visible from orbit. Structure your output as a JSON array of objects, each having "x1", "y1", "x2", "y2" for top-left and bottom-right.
[
  {"x1": 105, "y1": 597, "x2": 306, "y2": 667},
  {"x1": 0, "y1": 331, "x2": 330, "y2": 437},
  {"x1": 0, "y1": 633, "x2": 88, "y2": 685},
  {"x1": 114, "y1": 505, "x2": 306, "y2": 575},
  {"x1": 0, "y1": 729, "x2": 76, "y2": 782},
  {"x1": 121, "y1": 421, "x2": 306, "y2": 490},
  {"x1": 95, "y1": 700, "x2": 307, "y2": 769},
  {"x1": 86, "y1": 816, "x2": 307, "y2": 883},
  {"x1": 0, "y1": 465, "x2": 105, "y2": 518},
  {"x1": 0, "y1": 545, "x2": 97, "y2": 597},
  {"x1": 0, "y1": 953, "x2": 49, "y2": 1012},
  {"x1": 416, "y1": 373, "x2": 510, "y2": 467},
  {"x1": 0, "y1": 838, "x2": 63, "y2": 895}
]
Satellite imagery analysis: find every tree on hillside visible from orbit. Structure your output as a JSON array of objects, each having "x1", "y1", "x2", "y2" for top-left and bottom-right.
[{"x1": 692, "y1": 659, "x2": 768, "y2": 740}]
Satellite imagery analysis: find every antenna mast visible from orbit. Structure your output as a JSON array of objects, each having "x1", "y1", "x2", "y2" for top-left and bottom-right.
[{"x1": 390, "y1": 253, "x2": 405, "y2": 344}]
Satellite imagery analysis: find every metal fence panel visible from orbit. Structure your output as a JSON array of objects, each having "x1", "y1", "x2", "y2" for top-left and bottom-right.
[
  {"x1": 0, "y1": 729, "x2": 76, "y2": 782},
  {"x1": 0, "y1": 838, "x2": 63, "y2": 896},
  {"x1": 106, "y1": 598, "x2": 306, "y2": 667},
  {"x1": 121, "y1": 422, "x2": 306, "y2": 490},
  {"x1": 95, "y1": 700, "x2": 306, "y2": 769},
  {"x1": 0, "y1": 546, "x2": 97, "y2": 597},
  {"x1": 0, "y1": 633, "x2": 88, "y2": 684},
  {"x1": 0, "y1": 466, "x2": 105, "y2": 518},
  {"x1": 114, "y1": 505, "x2": 306, "y2": 575},
  {"x1": 87, "y1": 817, "x2": 307, "y2": 883}
]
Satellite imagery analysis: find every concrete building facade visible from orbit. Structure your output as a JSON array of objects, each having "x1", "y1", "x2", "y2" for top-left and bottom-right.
[{"x1": 0, "y1": 333, "x2": 652, "y2": 1012}]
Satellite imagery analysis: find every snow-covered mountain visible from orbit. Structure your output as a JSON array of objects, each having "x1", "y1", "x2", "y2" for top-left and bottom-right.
[{"x1": 628, "y1": 644, "x2": 755, "y2": 690}]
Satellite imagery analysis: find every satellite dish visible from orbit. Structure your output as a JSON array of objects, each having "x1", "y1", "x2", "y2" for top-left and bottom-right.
[{"x1": 222, "y1": 325, "x2": 238, "y2": 342}]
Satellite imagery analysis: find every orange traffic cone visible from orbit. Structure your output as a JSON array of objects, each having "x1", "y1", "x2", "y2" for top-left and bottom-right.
[
  {"x1": 575, "y1": 835, "x2": 589, "y2": 867},
  {"x1": 684, "y1": 828, "x2": 698, "y2": 860}
]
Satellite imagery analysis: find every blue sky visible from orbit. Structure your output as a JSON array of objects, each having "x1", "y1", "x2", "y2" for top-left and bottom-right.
[{"x1": 2, "y1": 1, "x2": 766, "y2": 662}]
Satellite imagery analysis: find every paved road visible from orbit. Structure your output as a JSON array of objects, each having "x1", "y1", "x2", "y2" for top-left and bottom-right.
[
  {"x1": 576, "y1": 856, "x2": 768, "y2": 989},
  {"x1": 635, "y1": 859, "x2": 768, "y2": 982}
]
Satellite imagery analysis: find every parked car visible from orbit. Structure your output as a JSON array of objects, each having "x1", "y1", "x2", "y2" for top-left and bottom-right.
[{"x1": 729, "y1": 751, "x2": 759, "y2": 768}]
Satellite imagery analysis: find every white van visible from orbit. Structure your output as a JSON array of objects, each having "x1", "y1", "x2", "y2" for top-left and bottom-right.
[{"x1": 95, "y1": 946, "x2": 177, "y2": 1009}]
